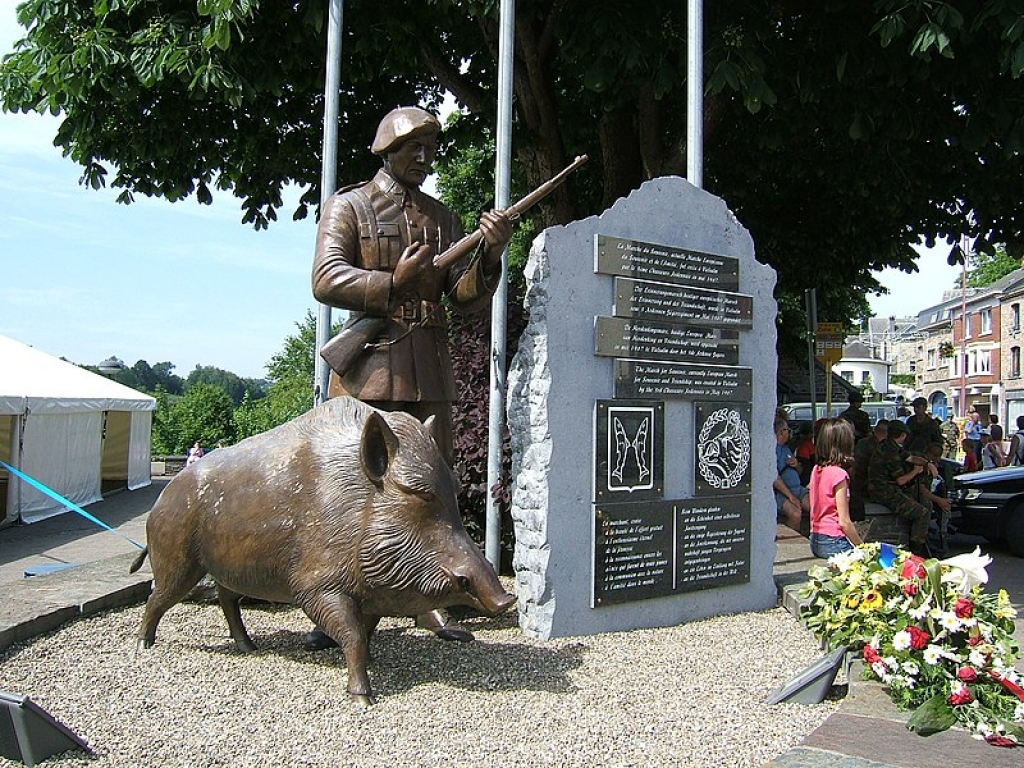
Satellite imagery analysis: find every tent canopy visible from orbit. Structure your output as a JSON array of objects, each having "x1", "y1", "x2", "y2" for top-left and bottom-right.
[
  {"x1": 0, "y1": 336, "x2": 155, "y2": 415},
  {"x1": 0, "y1": 336, "x2": 155, "y2": 524}
]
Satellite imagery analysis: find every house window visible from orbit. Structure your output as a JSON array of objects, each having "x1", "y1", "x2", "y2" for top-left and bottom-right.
[
  {"x1": 841, "y1": 370, "x2": 853, "y2": 382},
  {"x1": 1012, "y1": 347, "x2": 1021, "y2": 379},
  {"x1": 860, "y1": 371, "x2": 870, "y2": 384},
  {"x1": 927, "y1": 348, "x2": 939, "y2": 369},
  {"x1": 1013, "y1": 304, "x2": 1021, "y2": 332},
  {"x1": 981, "y1": 308, "x2": 992, "y2": 335},
  {"x1": 978, "y1": 349, "x2": 991, "y2": 374},
  {"x1": 909, "y1": 360, "x2": 917, "y2": 372}
]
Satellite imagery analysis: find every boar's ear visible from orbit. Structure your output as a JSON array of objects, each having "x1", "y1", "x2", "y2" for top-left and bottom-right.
[
  {"x1": 422, "y1": 415, "x2": 441, "y2": 449},
  {"x1": 360, "y1": 412, "x2": 400, "y2": 486}
]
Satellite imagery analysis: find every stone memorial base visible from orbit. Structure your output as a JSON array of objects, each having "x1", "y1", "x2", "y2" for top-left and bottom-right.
[{"x1": 508, "y1": 176, "x2": 779, "y2": 640}]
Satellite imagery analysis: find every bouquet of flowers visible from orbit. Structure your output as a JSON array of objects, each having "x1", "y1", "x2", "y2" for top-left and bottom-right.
[{"x1": 799, "y1": 542, "x2": 1024, "y2": 747}]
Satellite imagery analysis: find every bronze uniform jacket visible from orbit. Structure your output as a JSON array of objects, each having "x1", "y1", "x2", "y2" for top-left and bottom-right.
[{"x1": 312, "y1": 169, "x2": 498, "y2": 402}]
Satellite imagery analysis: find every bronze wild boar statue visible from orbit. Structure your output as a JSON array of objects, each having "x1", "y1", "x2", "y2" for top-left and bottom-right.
[{"x1": 131, "y1": 396, "x2": 515, "y2": 704}]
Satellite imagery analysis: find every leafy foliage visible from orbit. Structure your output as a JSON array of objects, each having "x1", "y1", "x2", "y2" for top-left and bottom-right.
[
  {"x1": 4, "y1": 2, "x2": 1024, "y2": 354},
  {"x1": 967, "y1": 245, "x2": 1022, "y2": 288},
  {"x1": 185, "y1": 364, "x2": 264, "y2": 405},
  {"x1": 447, "y1": 291, "x2": 528, "y2": 561},
  {"x1": 152, "y1": 382, "x2": 236, "y2": 453},
  {"x1": 233, "y1": 311, "x2": 323, "y2": 439}
]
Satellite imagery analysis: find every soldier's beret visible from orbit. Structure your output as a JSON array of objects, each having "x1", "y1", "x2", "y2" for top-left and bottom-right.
[{"x1": 371, "y1": 107, "x2": 442, "y2": 155}]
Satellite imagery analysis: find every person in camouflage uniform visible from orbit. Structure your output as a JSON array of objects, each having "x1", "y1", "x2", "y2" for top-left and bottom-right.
[
  {"x1": 849, "y1": 420, "x2": 888, "y2": 522},
  {"x1": 939, "y1": 413, "x2": 960, "y2": 459},
  {"x1": 866, "y1": 420, "x2": 932, "y2": 557},
  {"x1": 839, "y1": 390, "x2": 872, "y2": 441},
  {"x1": 904, "y1": 396, "x2": 943, "y2": 455}
]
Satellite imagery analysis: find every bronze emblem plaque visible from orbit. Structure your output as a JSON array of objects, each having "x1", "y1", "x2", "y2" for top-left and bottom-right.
[{"x1": 594, "y1": 400, "x2": 665, "y2": 502}]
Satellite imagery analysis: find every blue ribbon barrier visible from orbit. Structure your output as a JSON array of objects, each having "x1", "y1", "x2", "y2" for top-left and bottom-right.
[{"x1": 0, "y1": 459, "x2": 145, "y2": 551}]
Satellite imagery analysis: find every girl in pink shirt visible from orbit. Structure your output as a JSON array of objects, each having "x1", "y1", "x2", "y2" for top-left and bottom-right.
[{"x1": 808, "y1": 418, "x2": 864, "y2": 558}]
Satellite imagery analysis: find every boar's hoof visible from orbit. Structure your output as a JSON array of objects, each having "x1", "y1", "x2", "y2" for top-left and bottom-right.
[
  {"x1": 349, "y1": 692, "x2": 375, "y2": 707},
  {"x1": 303, "y1": 628, "x2": 339, "y2": 651},
  {"x1": 416, "y1": 610, "x2": 475, "y2": 643},
  {"x1": 137, "y1": 638, "x2": 155, "y2": 651},
  {"x1": 234, "y1": 638, "x2": 258, "y2": 653},
  {"x1": 434, "y1": 625, "x2": 474, "y2": 642}
]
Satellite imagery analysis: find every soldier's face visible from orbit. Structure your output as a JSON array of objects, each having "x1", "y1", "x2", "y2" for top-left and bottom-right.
[{"x1": 385, "y1": 135, "x2": 438, "y2": 188}]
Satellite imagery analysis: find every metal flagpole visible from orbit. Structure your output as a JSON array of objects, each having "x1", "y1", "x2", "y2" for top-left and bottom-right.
[
  {"x1": 314, "y1": 0, "x2": 344, "y2": 406},
  {"x1": 485, "y1": 0, "x2": 516, "y2": 568},
  {"x1": 687, "y1": 0, "x2": 704, "y2": 188}
]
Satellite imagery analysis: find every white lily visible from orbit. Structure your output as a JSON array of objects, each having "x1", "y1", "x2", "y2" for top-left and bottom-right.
[{"x1": 940, "y1": 546, "x2": 992, "y2": 594}]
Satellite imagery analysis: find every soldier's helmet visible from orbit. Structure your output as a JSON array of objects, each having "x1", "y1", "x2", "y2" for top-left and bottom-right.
[{"x1": 372, "y1": 107, "x2": 442, "y2": 156}]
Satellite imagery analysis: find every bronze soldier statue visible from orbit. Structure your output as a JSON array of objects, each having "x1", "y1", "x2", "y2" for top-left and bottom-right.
[{"x1": 307, "y1": 106, "x2": 513, "y2": 649}]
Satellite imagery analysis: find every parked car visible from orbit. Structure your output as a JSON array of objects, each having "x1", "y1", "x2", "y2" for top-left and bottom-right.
[
  {"x1": 949, "y1": 465, "x2": 1024, "y2": 557},
  {"x1": 782, "y1": 401, "x2": 899, "y2": 435}
]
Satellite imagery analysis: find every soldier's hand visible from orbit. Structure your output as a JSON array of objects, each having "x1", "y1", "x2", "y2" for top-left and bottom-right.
[
  {"x1": 479, "y1": 209, "x2": 513, "y2": 257},
  {"x1": 392, "y1": 243, "x2": 436, "y2": 302}
]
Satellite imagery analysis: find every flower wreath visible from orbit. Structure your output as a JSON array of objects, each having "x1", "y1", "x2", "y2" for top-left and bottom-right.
[{"x1": 799, "y1": 543, "x2": 1024, "y2": 747}]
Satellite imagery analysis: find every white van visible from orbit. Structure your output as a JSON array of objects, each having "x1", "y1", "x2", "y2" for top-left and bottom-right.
[{"x1": 783, "y1": 401, "x2": 899, "y2": 430}]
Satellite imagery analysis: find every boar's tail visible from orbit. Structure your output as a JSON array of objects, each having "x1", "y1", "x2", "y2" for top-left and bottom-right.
[{"x1": 129, "y1": 548, "x2": 149, "y2": 574}]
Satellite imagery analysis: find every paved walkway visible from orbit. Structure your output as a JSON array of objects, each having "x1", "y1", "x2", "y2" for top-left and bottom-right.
[{"x1": 0, "y1": 485, "x2": 1021, "y2": 766}]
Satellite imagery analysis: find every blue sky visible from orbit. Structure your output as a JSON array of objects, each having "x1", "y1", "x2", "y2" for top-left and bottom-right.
[{"x1": 0, "y1": 2, "x2": 963, "y2": 379}]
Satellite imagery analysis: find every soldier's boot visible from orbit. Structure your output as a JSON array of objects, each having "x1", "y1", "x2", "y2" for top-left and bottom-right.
[
  {"x1": 416, "y1": 609, "x2": 474, "y2": 642},
  {"x1": 303, "y1": 626, "x2": 338, "y2": 651}
]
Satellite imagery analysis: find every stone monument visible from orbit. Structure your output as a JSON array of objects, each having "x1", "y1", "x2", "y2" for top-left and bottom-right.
[{"x1": 508, "y1": 176, "x2": 778, "y2": 639}]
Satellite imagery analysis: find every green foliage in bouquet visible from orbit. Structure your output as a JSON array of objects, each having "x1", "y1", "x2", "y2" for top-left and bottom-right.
[{"x1": 799, "y1": 543, "x2": 1024, "y2": 747}]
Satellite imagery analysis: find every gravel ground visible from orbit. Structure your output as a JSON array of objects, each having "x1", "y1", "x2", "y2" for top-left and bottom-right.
[{"x1": 0, "y1": 599, "x2": 838, "y2": 767}]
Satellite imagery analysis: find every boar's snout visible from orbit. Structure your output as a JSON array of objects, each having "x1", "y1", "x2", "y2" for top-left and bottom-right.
[{"x1": 444, "y1": 565, "x2": 516, "y2": 615}]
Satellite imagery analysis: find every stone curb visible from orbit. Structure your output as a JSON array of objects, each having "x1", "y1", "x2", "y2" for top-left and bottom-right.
[{"x1": 0, "y1": 552, "x2": 152, "y2": 652}]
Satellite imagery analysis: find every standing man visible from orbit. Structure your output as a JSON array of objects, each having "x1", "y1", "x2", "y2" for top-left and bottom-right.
[
  {"x1": 308, "y1": 106, "x2": 513, "y2": 649},
  {"x1": 964, "y1": 411, "x2": 984, "y2": 463},
  {"x1": 904, "y1": 396, "x2": 943, "y2": 455},
  {"x1": 839, "y1": 390, "x2": 871, "y2": 441},
  {"x1": 939, "y1": 413, "x2": 960, "y2": 459},
  {"x1": 866, "y1": 420, "x2": 933, "y2": 558}
]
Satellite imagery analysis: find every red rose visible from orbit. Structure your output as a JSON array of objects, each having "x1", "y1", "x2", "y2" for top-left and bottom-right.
[
  {"x1": 957, "y1": 666, "x2": 979, "y2": 683},
  {"x1": 903, "y1": 582, "x2": 919, "y2": 596},
  {"x1": 907, "y1": 626, "x2": 931, "y2": 651},
  {"x1": 948, "y1": 687, "x2": 973, "y2": 706},
  {"x1": 985, "y1": 734, "x2": 1017, "y2": 748},
  {"x1": 969, "y1": 634, "x2": 984, "y2": 647},
  {"x1": 863, "y1": 644, "x2": 881, "y2": 664},
  {"x1": 900, "y1": 556, "x2": 926, "y2": 581},
  {"x1": 954, "y1": 598, "x2": 975, "y2": 619}
]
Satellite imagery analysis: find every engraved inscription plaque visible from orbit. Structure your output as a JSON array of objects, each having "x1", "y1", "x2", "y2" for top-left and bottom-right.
[
  {"x1": 676, "y1": 496, "x2": 751, "y2": 591},
  {"x1": 594, "y1": 502, "x2": 674, "y2": 606},
  {"x1": 595, "y1": 400, "x2": 665, "y2": 501},
  {"x1": 595, "y1": 235, "x2": 740, "y2": 291},
  {"x1": 594, "y1": 317, "x2": 739, "y2": 365},
  {"x1": 613, "y1": 277, "x2": 753, "y2": 329},
  {"x1": 593, "y1": 496, "x2": 751, "y2": 605},
  {"x1": 614, "y1": 361, "x2": 752, "y2": 400}
]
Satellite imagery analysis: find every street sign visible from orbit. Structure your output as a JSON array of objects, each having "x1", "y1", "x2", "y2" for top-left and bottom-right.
[{"x1": 815, "y1": 323, "x2": 845, "y2": 365}]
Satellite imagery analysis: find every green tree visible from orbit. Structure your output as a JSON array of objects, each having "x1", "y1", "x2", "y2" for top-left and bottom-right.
[
  {"x1": 3, "y1": 1, "x2": 1023, "y2": 354},
  {"x1": 154, "y1": 382, "x2": 236, "y2": 453},
  {"x1": 234, "y1": 311, "x2": 322, "y2": 439},
  {"x1": 185, "y1": 364, "x2": 265, "y2": 405},
  {"x1": 966, "y1": 244, "x2": 1022, "y2": 288}
]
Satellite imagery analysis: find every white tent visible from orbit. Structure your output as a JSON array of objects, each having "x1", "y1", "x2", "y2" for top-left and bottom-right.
[{"x1": 0, "y1": 335, "x2": 156, "y2": 524}]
